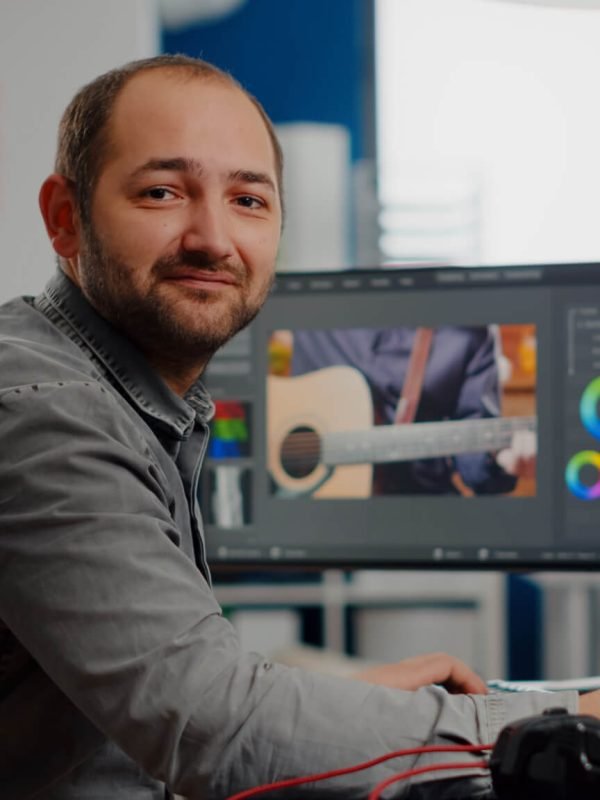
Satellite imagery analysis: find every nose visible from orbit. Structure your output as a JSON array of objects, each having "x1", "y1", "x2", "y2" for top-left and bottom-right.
[{"x1": 181, "y1": 198, "x2": 234, "y2": 262}]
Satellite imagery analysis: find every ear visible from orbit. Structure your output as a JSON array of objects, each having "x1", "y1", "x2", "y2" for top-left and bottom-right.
[{"x1": 38, "y1": 174, "x2": 81, "y2": 260}]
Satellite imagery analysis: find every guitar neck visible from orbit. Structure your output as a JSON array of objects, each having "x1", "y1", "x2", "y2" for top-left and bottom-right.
[{"x1": 321, "y1": 416, "x2": 536, "y2": 467}]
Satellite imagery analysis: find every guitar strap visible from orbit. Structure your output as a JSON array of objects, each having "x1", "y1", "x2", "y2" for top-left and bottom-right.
[{"x1": 394, "y1": 327, "x2": 434, "y2": 424}]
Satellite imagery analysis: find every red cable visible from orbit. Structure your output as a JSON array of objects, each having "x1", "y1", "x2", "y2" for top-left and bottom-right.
[
  {"x1": 225, "y1": 743, "x2": 493, "y2": 800},
  {"x1": 368, "y1": 759, "x2": 489, "y2": 800}
]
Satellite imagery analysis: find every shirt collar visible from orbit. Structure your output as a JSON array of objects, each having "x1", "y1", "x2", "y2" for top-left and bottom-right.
[{"x1": 39, "y1": 270, "x2": 214, "y2": 439}]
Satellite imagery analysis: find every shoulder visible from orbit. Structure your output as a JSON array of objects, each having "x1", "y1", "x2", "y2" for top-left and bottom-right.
[
  {"x1": 0, "y1": 296, "x2": 174, "y2": 496},
  {"x1": 0, "y1": 295, "x2": 100, "y2": 390},
  {"x1": 0, "y1": 294, "x2": 141, "y2": 447},
  {"x1": 0, "y1": 378, "x2": 156, "y2": 473},
  {"x1": 434, "y1": 326, "x2": 494, "y2": 357},
  {"x1": 0, "y1": 376, "x2": 177, "y2": 533}
]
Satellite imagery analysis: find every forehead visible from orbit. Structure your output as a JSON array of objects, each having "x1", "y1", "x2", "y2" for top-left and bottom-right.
[{"x1": 104, "y1": 70, "x2": 276, "y2": 175}]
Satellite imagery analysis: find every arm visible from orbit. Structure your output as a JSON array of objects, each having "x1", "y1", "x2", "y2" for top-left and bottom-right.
[
  {"x1": 578, "y1": 691, "x2": 600, "y2": 716},
  {"x1": 0, "y1": 383, "x2": 573, "y2": 799},
  {"x1": 452, "y1": 327, "x2": 521, "y2": 494},
  {"x1": 353, "y1": 652, "x2": 489, "y2": 694}
]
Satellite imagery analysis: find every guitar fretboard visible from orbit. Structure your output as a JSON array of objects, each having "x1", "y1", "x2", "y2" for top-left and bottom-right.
[{"x1": 320, "y1": 416, "x2": 536, "y2": 466}]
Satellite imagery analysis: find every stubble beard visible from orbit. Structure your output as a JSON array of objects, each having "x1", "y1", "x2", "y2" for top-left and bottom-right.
[{"x1": 77, "y1": 223, "x2": 274, "y2": 366}]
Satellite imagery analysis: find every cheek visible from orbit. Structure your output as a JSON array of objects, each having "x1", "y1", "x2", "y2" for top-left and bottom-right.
[
  {"x1": 99, "y1": 212, "x2": 178, "y2": 267},
  {"x1": 238, "y1": 226, "x2": 280, "y2": 271}
]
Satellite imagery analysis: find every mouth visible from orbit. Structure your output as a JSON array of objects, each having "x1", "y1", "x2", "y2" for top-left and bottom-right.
[{"x1": 163, "y1": 270, "x2": 239, "y2": 290}]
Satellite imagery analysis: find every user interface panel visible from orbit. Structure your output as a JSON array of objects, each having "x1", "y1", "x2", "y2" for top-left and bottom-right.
[{"x1": 201, "y1": 263, "x2": 600, "y2": 569}]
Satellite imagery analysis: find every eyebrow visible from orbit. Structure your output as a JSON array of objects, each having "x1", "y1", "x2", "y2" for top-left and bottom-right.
[
  {"x1": 130, "y1": 158, "x2": 277, "y2": 194},
  {"x1": 230, "y1": 169, "x2": 277, "y2": 195}
]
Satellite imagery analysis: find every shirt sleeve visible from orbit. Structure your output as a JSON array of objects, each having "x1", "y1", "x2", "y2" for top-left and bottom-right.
[{"x1": 0, "y1": 381, "x2": 576, "y2": 799}]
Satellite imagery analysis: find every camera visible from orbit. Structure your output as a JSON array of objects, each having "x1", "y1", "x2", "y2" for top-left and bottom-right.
[{"x1": 490, "y1": 707, "x2": 600, "y2": 799}]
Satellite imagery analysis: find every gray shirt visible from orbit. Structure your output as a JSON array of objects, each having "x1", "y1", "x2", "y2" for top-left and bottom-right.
[{"x1": 0, "y1": 271, "x2": 576, "y2": 799}]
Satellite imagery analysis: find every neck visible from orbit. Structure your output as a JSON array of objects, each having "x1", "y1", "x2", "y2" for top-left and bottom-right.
[{"x1": 144, "y1": 352, "x2": 209, "y2": 396}]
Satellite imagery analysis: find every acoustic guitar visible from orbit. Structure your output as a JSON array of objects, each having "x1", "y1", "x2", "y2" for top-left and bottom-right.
[{"x1": 267, "y1": 366, "x2": 536, "y2": 498}]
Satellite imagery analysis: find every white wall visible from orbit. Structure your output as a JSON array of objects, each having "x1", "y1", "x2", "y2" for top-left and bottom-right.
[
  {"x1": 0, "y1": 0, "x2": 158, "y2": 302},
  {"x1": 376, "y1": 0, "x2": 600, "y2": 266}
]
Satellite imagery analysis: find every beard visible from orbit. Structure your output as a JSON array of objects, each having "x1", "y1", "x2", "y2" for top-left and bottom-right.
[{"x1": 77, "y1": 223, "x2": 274, "y2": 368}]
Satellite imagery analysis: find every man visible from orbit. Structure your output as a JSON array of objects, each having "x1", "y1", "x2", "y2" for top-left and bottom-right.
[{"x1": 0, "y1": 55, "x2": 596, "y2": 800}]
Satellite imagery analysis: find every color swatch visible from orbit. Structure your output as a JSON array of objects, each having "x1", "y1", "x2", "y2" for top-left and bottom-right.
[
  {"x1": 565, "y1": 450, "x2": 600, "y2": 500},
  {"x1": 580, "y1": 376, "x2": 600, "y2": 439}
]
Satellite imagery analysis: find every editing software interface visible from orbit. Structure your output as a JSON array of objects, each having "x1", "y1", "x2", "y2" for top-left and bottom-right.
[{"x1": 201, "y1": 262, "x2": 600, "y2": 568}]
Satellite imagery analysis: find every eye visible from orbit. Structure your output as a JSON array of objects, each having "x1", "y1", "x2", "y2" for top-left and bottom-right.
[
  {"x1": 143, "y1": 186, "x2": 177, "y2": 201},
  {"x1": 235, "y1": 195, "x2": 265, "y2": 210}
]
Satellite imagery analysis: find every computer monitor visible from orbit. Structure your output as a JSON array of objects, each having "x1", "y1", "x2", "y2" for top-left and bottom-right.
[{"x1": 201, "y1": 262, "x2": 600, "y2": 570}]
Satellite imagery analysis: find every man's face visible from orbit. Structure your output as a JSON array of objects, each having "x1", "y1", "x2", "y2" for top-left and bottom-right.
[{"x1": 74, "y1": 70, "x2": 282, "y2": 379}]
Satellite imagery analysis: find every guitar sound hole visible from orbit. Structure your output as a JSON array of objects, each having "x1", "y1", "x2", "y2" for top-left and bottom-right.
[{"x1": 281, "y1": 426, "x2": 321, "y2": 478}]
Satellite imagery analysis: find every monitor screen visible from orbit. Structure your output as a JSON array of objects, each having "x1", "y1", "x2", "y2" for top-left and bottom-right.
[{"x1": 201, "y1": 262, "x2": 600, "y2": 570}]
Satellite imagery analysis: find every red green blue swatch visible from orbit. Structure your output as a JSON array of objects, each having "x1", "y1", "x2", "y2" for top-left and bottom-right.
[{"x1": 209, "y1": 401, "x2": 249, "y2": 459}]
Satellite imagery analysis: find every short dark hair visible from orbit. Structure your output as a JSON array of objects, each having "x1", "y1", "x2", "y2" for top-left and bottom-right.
[{"x1": 55, "y1": 54, "x2": 284, "y2": 224}]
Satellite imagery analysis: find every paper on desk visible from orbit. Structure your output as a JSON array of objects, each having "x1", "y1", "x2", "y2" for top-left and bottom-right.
[{"x1": 488, "y1": 676, "x2": 600, "y2": 693}]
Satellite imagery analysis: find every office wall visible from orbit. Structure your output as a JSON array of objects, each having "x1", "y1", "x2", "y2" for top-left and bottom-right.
[{"x1": 0, "y1": 0, "x2": 158, "y2": 302}]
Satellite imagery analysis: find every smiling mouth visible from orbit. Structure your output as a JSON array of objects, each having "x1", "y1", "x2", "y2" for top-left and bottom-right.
[{"x1": 164, "y1": 271, "x2": 238, "y2": 289}]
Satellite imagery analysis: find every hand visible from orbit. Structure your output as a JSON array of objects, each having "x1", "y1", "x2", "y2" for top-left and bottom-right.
[
  {"x1": 352, "y1": 652, "x2": 488, "y2": 694},
  {"x1": 579, "y1": 689, "x2": 600, "y2": 717},
  {"x1": 496, "y1": 429, "x2": 536, "y2": 479}
]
